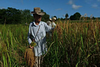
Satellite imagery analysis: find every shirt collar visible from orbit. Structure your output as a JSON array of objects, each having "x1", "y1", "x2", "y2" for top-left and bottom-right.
[{"x1": 33, "y1": 21, "x2": 42, "y2": 26}]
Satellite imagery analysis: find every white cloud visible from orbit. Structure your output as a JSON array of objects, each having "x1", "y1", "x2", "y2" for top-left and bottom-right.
[
  {"x1": 85, "y1": 0, "x2": 94, "y2": 5},
  {"x1": 68, "y1": 0, "x2": 74, "y2": 5},
  {"x1": 97, "y1": 0, "x2": 100, "y2": 1},
  {"x1": 92, "y1": 4, "x2": 98, "y2": 8},
  {"x1": 85, "y1": 0, "x2": 100, "y2": 8},
  {"x1": 62, "y1": 14, "x2": 65, "y2": 17},
  {"x1": 0, "y1": 7, "x2": 5, "y2": 9},
  {"x1": 72, "y1": 4, "x2": 82, "y2": 10},
  {"x1": 67, "y1": 0, "x2": 82, "y2": 10}
]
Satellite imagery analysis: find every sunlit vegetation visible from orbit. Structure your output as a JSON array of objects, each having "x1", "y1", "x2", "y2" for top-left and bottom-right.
[{"x1": 0, "y1": 20, "x2": 100, "y2": 67}]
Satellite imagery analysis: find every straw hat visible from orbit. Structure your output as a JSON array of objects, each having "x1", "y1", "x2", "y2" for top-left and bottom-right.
[
  {"x1": 52, "y1": 17, "x2": 56, "y2": 20},
  {"x1": 49, "y1": 18, "x2": 52, "y2": 21},
  {"x1": 31, "y1": 7, "x2": 44, "y2": 15}
]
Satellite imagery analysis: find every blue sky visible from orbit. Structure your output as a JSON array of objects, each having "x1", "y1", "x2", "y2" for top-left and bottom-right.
[{"x1": 0, "y1": 0, "x2": 100, "y2": 18}]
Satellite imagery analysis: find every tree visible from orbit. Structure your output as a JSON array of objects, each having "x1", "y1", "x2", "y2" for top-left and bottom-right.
[
  {"x1": 65, "y1": 13, "x2": 68, "y2": 20},
  {"x1": 70, "y1": 15, "x2": 75, "y2": 20},
  {"x1": 0, "y1": 9, "x2": 7, "y2": 24},
  {"x1": 42, "y1": 13, "x2": 49, "y2": 22},
  {"x1": 41, "y1": 9, "x2": 50, "y2": 22},
  {"x1": 21, "y1": 9, "x2": 33, "y2": 24},
  {"x1": 70, "y1": 12, "x2": 81, "y2": 20},
  {"x1": 0, "y1": 7, "x2": 50, "y2": 24},
  {"x1": 74, "y1": 12, "x2": 81, "y2": 20},
  {"x1": 6, "y1": 7, "x2": 22, "y2": 24}
]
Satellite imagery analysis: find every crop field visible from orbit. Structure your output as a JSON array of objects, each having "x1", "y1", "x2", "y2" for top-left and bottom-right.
[{"x1": 0, "y1": 20, "x2": 100, "y2": 67}]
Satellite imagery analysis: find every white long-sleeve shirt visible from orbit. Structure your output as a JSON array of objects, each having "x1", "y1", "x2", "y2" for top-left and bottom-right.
[
  {"x1": 28, "y1": 21, "x2": 53, "y2": 56},
  {"x1": 47, "y1": 21, "x2": 56, "y2": 28},
  {"x1": 51, "y1": 22, "x2": 56, "y2": 27}
]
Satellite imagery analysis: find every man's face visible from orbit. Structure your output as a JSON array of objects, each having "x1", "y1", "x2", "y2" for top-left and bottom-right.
[{"x1": 33, "y1": 14, "x2": 42, "y2": 22}]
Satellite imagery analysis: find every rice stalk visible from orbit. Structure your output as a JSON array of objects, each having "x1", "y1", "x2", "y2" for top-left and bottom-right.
[
  {"x1": 6, "y1": 38, "x2": 9, "y2": 50},
  {"x1": 2, "y1": 53, "x2": 8, "y2": 67},
  {"x1": 7, "y1": 53, "x2": 11, "y2": 67},
  {"x1": 0, "y1": 61, "x2": 3, "y2": 67},
  {"x1": 66, "y1": 20, "x2": 69, "y2": 33},
  {"x1": 43, "y1": 41, "x2": 55, "y2": 58},
  {"x1": 9, "y1": 30, "x2": 14, "y2": 49},
  {"x1": 81, "y1": 34, "x2": 84, "y2": 52}
]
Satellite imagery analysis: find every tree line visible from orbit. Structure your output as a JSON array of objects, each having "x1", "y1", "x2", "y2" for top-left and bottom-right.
[
  {"x1": 0, "y1": 7, "x2": 99, "y2": 24},
  {"x1": 0, "y1": 7, "x2": 49, "y2": 24}
]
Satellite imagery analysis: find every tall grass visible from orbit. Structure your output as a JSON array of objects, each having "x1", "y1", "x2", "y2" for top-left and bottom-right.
[
  {"x1": 43, "y1": 20, "x2": 100, "y2": 67},
  {"x1": 0, "y1": 20, "x2": 100, "y2": 67},
  {"x1": 0, "y1": 24, "x2": 29, "y2": 67}
]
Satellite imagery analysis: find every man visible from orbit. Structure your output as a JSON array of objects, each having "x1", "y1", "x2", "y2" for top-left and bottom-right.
[
  {"x1": 47, "y1": 18, "x2": 52, "y2": 27},
  {"x1": 47, "y1": 17, "x2": 56, "y2": 37},
  {"x1": 28, "y1": 7, "x2": 54, "y2": 67},
  {"x1": 51, "y1": 17, "x2": 56, "y2": 27},
  {"x1": 47, "y1": 17, "x2": 56, "y2": 28}
]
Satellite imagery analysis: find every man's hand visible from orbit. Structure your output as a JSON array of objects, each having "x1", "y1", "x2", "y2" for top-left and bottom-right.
[
  {"x1": 32, "y1": 39, "x2": 35, "y2": 42},
  {"x1": 29, "y1": 45, "x2": 34, "y2": 49}
]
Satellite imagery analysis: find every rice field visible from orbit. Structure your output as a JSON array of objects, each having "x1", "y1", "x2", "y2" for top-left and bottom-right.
[{"x1": 0, "y1": 20, "x2": 100, "y2": 67}]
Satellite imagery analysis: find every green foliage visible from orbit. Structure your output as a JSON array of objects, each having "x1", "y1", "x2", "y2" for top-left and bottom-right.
[
  {"x1": 70, "y1": 12, "x2": 81, "y2": 20},
  {"x1": 0, "y1": 7, "x2": 99, "y2": 23},
  {"x1": 21, "y1": 9, "x2": 34, "y2": 24},
  {"x1": 0, "y1": 9, "x2": 7, "y2": 24},
  {"x1": 65, "y1": 13, "x2": 69, "y2": 20},
  {"x1": 6, "y1": 7, "x2": 22, "y2": 24},
  {"x1": 0, "y1": 24, "x2": 29, "y2": 67},
  {"x1": 42, "y1": 13, "x2": 49, "y2": 22},
  {"x1": 43, "y1": 21, "x2": 100, "y2": 67},
  {"x1": 0, "y1": 20, "x2": 100, "y2": 67},
  {"x1": 0, "y1": 7, "x2": 50, "y2": 24}
]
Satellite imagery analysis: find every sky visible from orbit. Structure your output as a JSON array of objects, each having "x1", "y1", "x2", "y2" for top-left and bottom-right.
[{"x1": 0, "y1": 0, "x2": 100, "y2": 18}]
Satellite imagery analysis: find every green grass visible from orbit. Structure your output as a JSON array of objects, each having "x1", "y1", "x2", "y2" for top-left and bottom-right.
[{"x1": 0, "y1": 21, "x2": 100, "y2": 67}]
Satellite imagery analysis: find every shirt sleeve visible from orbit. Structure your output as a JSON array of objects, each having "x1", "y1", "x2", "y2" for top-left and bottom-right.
[
  {"x1": 44, "y1": 22, "x2": 54, "y2": 32},
  {"x1": 52, "y1": 22, "x2": 56, "y2": 27},
  {"x1": 27, "y1": 23, "x2": 32, "y2": 44}
]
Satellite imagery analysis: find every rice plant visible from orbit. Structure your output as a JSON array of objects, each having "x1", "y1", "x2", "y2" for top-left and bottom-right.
[{"x1": 0, "y1": 20, "x2": 100, "y2": 67}]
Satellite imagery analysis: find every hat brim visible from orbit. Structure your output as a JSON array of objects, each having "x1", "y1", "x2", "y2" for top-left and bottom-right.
[{"x1": 31, "y1": 11, "x2": 45, "y2": 16}]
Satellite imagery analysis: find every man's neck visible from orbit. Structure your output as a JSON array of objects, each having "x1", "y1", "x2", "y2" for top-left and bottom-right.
[{"x1": 35, "y1": 21, "x2": 40, "y2": 25}]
